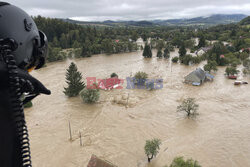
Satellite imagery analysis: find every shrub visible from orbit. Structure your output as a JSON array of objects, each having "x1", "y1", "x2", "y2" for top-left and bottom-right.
[
  {"x1": 134, "y1": 71, "x2": 148, "y2": 80},
  {"x1": 80, "y1": 88, "x2": 100, "y2": 103},
  {"x1": 172, "y1": 57, "x2": 179, "y2": 63},
  {"x1": 146, "y1": 80, "x2": 155, "y2": 90},
  {"x1": 165, "y1": 156, "x2": 201, "y2": 167},
  {"x1": 134, "y1": 71, "x2": 148, "y2": 86}
]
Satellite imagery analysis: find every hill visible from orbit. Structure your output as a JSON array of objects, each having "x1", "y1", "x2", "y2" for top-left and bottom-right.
[
  {"x1": 154, "y1": 14, "x2": 247, "y2": 26},
  {"x1": 239, "y1": 16, "x2": 250, "y2": 25},
  {"x1": 62, "y1": 14, "x2": 247, "y2": 27}
]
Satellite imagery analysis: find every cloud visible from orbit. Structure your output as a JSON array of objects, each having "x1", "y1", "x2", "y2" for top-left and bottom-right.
[{"x1": 6, "y1": 0, "x2": 250, "y2": 21}]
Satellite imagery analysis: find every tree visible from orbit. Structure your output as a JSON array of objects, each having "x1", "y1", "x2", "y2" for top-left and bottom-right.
[
  {"x1": 72, "y1": 41, "x2": 81, "y2": 49},
  {"x1": 131, "y1": 31, "x2": 138, "y2": 41},
  {"x1": 141, "y1": 33, "x2": 147, "y2": 41},
  {"x1": 172, "y1": 57, "x2": 179, "y2": 63},
  {"x1": 81, "y1": 44, "x2": 92, "y2": 57},
  {"x1": 144, "y1": 138, "x2": 161, "y2": 162},
  {"x1": 101, "y1": 38, "x2": 113, "y2": 54},
  {"x1": 163, "y1": 48, "x2": 170, "y2": 59},
  {"x1": 157, "y1": 49, "x2": 163, "y2": 58},
  {"x1": 230, "y1": 29, "x2": 237, "y2": 37},
  {"x1": 166, "y1": 156, "x2": 201, "y2": 167},
  {"x1": 180, "y1": 54, "x2": 192, "y2": 65},
  {"x1": 64, "y1": 62, "x2": 85, "y2": 97},
  {"x1": 52, "y1": 36, "x2": 60, "y2": 47},
  {"x1": 243, "y1": 59, "x2": 250, "y2": 75},
  {"x1": 178, "y1": 43, "x2": 186, "y2": 58},
  {"x1": 156, "y1": 40, "x2": 164, "y2": 50},
  {"x1": 198, "y1": 35, "x2": 206, "y2": 48},
  {"x1": 233, "y1": 38, "x2": 246, "y2": 51},
  {"x1": 210, "y1": 42, "x2": 228, "y2": 65},
  {"x1": 47, "y1": 45, "x2": 65, "y2": 62},
  {"x1": 60, "y1": 33, "x2": 68, "y2": 49},
  {"x1": 143, "y1": 44, "x2": 152, "y2": 58},
  {"x1": 80, "y1": 88, "x2": 100, "y2": 103},
  {"x1": 110, "y1": 73, "x2": 118, "y2": 78},
  {"x1": 225, "y1": 66, "x2": 239, "y2": 76},
  {"x1": 203, "y1": 61, "x2": 218, "y2": 72},
  {"x1": 177, "y1": 98, "x2": 199, "y2": 116},
  {"x1": 184, "y1": 39, "x2": 195, "y2": 49}
]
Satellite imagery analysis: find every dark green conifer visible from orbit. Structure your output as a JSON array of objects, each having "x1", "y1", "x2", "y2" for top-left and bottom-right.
[
  {"x1": 143, "y1": 44, "x2": 152, "y2": 58},
  {"x1": 64, "y1": 62, "x2": 85, "y2": 97}
]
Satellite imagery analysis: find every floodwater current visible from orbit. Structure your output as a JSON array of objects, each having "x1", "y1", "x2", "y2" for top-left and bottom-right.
[{"x1": 25, "y1": 49, "x2": 250, "y2": 167}]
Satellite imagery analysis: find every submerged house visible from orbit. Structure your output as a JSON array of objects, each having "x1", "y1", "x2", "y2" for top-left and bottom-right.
[
  {"x1": 196, "y1": 46, "x2": 212, "y2": 56},
  {"x1": 87, "y1": 154, "x2": 117, "y2": 167},
  {"x1": 184, "y1": 68, "x2": 206, "y2": 86}
]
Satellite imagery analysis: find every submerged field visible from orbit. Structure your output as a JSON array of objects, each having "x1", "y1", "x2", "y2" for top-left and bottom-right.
[{"x1": 25, "y1": 49, "x2": 250, "y2": 167}]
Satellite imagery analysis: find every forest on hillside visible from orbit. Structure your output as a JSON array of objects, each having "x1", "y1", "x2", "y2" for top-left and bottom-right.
[{"x1": 34, "y1": 15, "x2": 250, "y2": 70}]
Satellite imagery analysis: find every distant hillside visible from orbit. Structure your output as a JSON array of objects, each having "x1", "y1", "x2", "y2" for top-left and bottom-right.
[
  {"x1": 62, "y1": 14, "x2": 247, "y2": 27},
  {"x1": 239, "y1": 16, "x2": 250, "y2": 25},
  {"x1": 62, "y1": 18, "x2": 153, "y2": 27},
  {"x1": 154, "y1": 14, "x2": 247, "y2": 26}
]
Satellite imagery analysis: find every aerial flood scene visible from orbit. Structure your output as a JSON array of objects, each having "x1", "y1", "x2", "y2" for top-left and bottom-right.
[{"x1": 0, "y1": 1, "x2": 250, "y2": 167}]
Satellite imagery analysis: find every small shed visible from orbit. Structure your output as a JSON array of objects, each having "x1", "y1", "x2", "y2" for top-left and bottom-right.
[
  {"x1": 87, "y1": 155, "x2": 117, "y2": 167},
  {"x1": 184, "y1": 68, "x2": 206, "y2": 85}
]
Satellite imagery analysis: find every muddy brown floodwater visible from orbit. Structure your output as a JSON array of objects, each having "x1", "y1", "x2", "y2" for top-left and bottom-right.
[{"x1": 25, "y1": 49, "x2": 250, "y2": 167}]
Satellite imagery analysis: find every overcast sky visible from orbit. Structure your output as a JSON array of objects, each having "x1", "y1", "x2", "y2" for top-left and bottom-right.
[{"x1": 6, "y1": 0, "x2": 250, "y2": 21}]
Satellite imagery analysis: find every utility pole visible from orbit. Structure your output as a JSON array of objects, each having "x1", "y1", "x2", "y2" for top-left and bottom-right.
[
  {"x1": 126, "y1": 93, "x2": 130, "y2": 108},
  {"x1": 68, "y1": 121, "x2": 72, "y2": 141},
  {"x1": 79, "y1": 132, "x2": 82, "y2": 146}
]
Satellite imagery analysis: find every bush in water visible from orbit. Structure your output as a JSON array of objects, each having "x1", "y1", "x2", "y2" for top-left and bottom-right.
[{"x1": 80, "y1": 88, "x2": 100, "y2": 103}]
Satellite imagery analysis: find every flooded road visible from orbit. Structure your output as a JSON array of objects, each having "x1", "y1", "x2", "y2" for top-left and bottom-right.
[{"x1": 25, "y1": 49, "x2": 250, "y2": 167}]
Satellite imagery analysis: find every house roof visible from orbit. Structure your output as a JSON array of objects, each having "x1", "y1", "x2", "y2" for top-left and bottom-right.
[
  {"x1": 185, "y1": 68, "x2": 206, "y2": 81},
  {"x1": 197, "y1": 46, "x2": 212, "y2": 53},
  {"x1": 192, "y1": 68, "x2": 206, "y2": 80},
  {"x1": 87, "y1": 155, "x2": 117, "y2": 167}
]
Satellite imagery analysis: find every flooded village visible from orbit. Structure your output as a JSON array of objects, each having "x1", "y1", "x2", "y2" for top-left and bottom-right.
[
  {"x1": 26, "y1": 46, "x2": 250, "y2": 167},
  {"x1": 1, "y1": 1, "x2": 250, "y2": 167}
]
